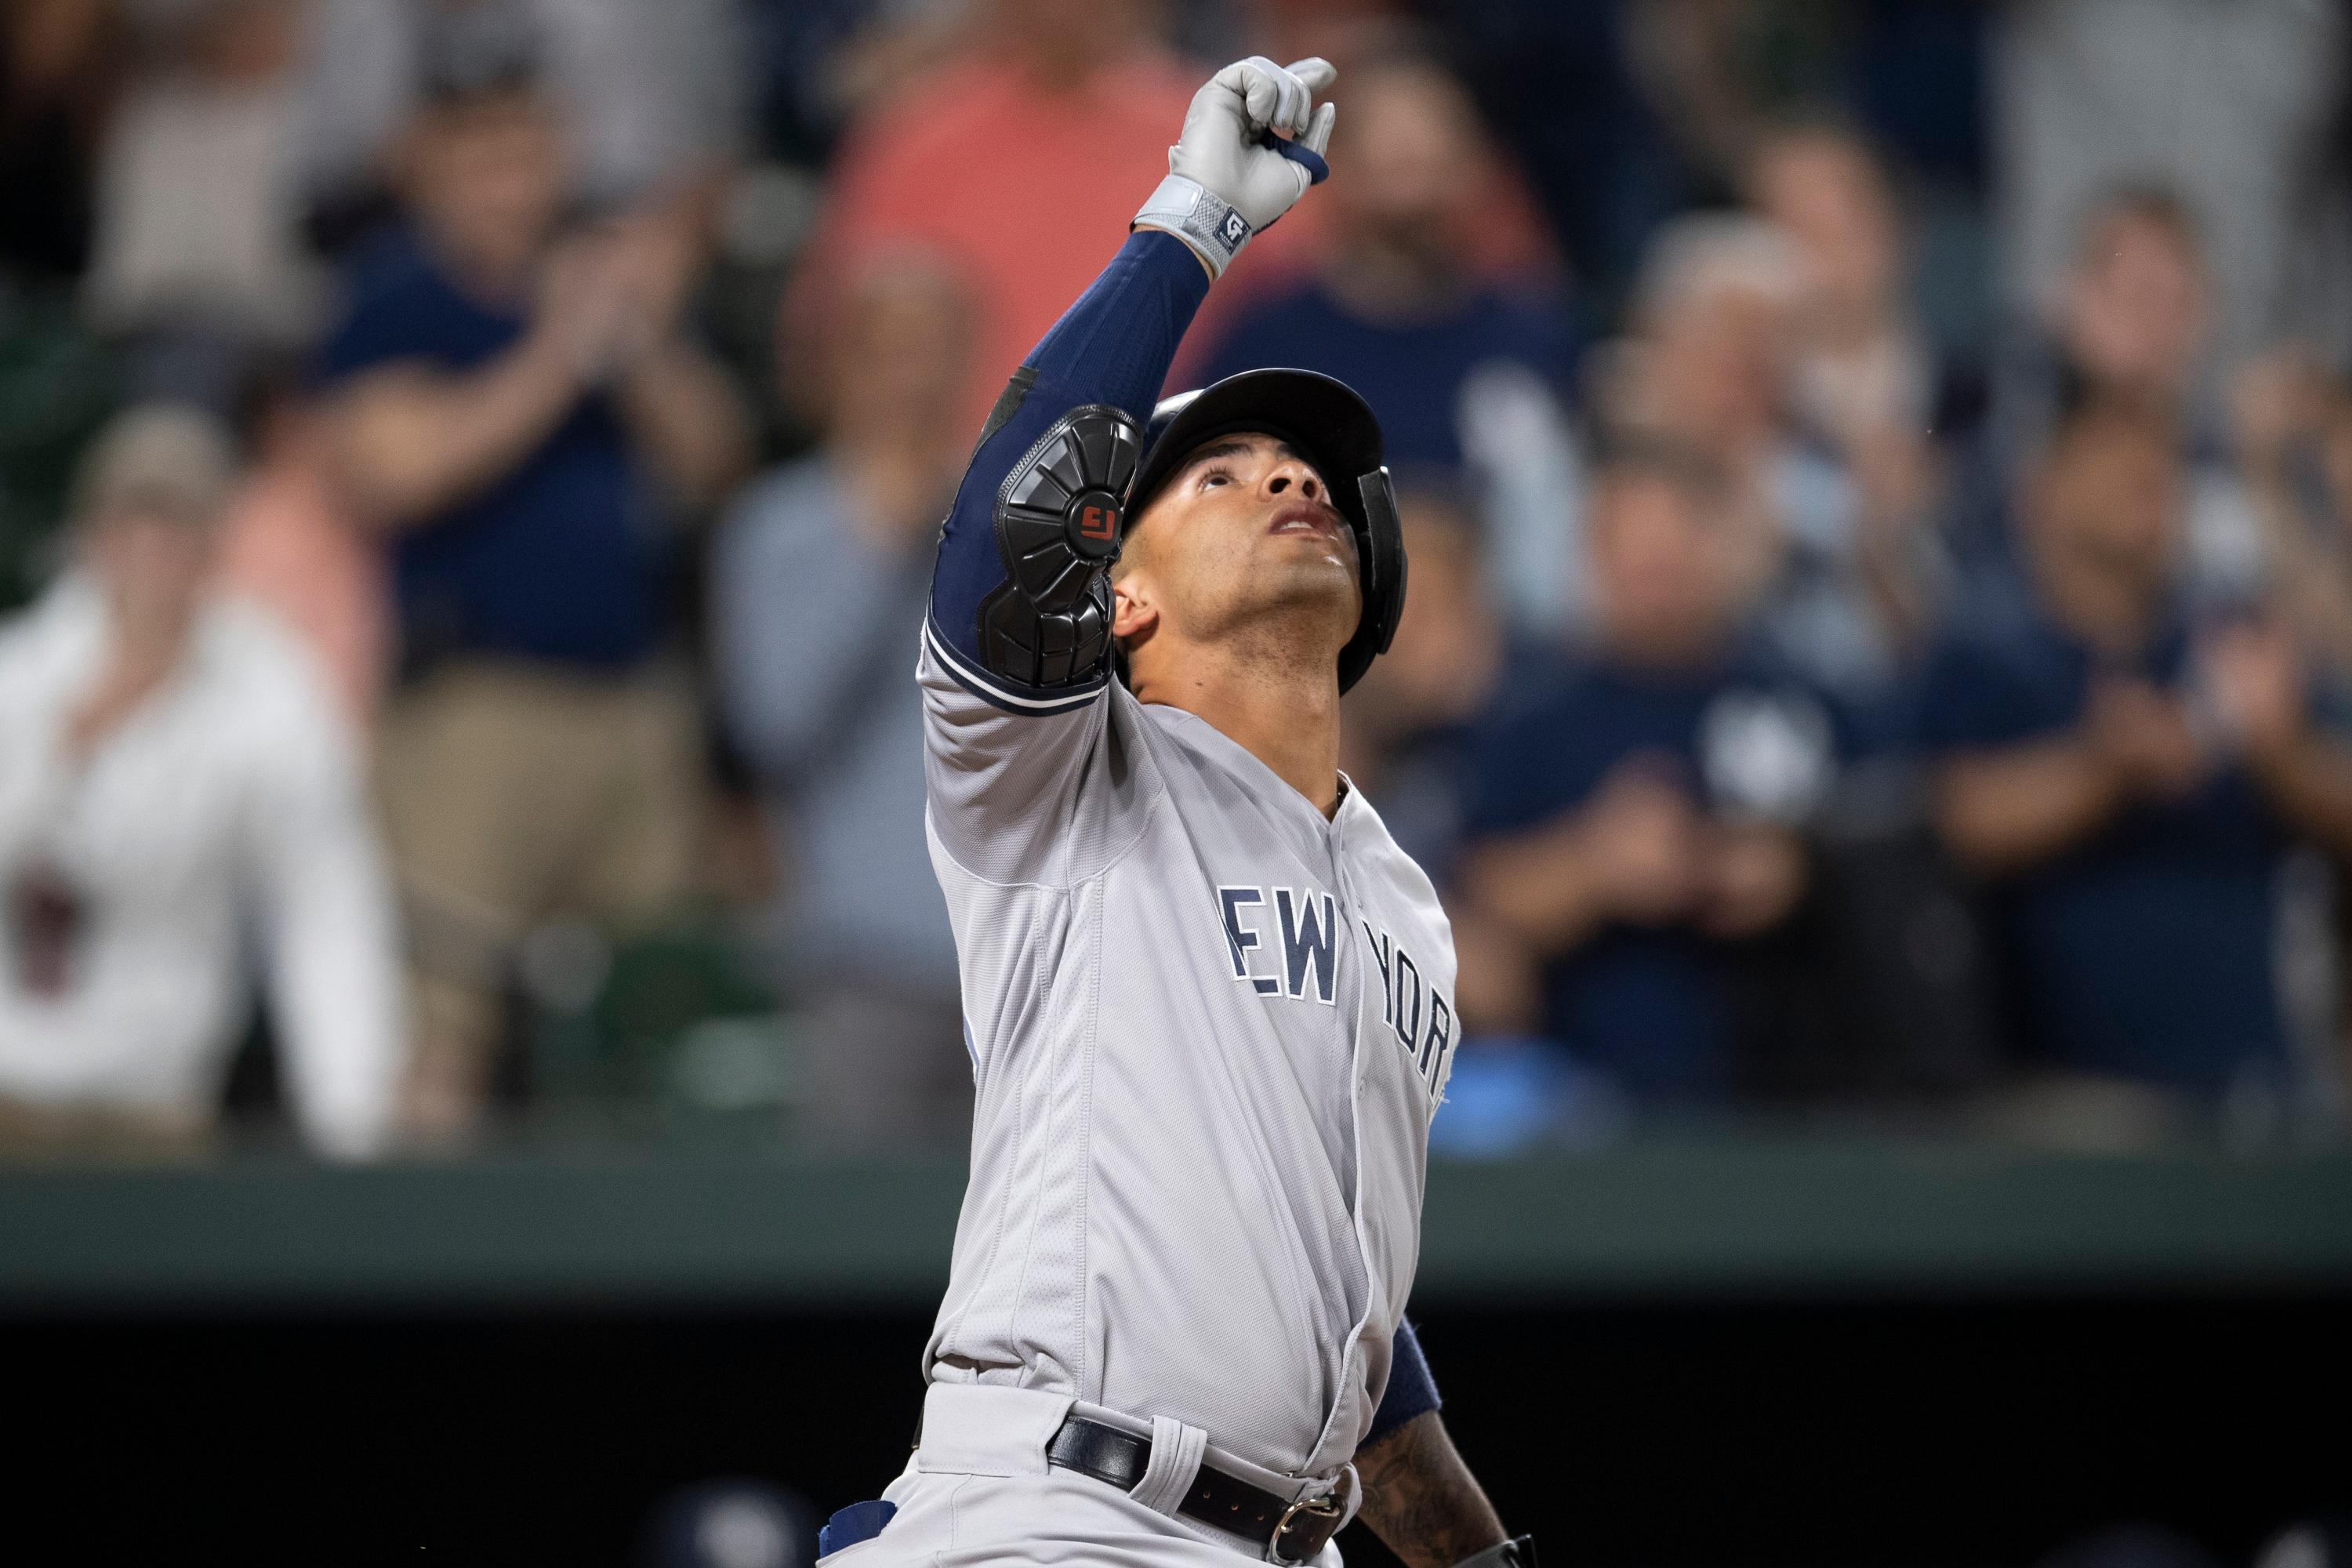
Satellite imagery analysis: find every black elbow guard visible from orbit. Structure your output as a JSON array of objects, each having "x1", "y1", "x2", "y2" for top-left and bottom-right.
[{"x1": 975, "y1": 405, "x2": 1142, "y2": 690}]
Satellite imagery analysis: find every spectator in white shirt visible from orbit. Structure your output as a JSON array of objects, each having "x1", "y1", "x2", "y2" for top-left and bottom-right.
[{"x1": 0, "y1": 406, "x2": 407, "y2": 1159}]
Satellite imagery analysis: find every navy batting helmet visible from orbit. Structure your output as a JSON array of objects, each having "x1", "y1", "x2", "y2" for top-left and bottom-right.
[{"x1": 1127, "y1": 369, "x2": 1406, "y2": 695}]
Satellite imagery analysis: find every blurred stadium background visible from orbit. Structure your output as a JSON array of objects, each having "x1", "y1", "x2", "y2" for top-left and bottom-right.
[{"x1": 2, "y1": 0, "x2": 2349, "y2": 1562}]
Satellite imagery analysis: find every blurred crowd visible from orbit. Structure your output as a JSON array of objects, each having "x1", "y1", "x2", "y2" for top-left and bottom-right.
[{"x1": 5, "y1": 0, "x2": 2352, "y2": 1159}]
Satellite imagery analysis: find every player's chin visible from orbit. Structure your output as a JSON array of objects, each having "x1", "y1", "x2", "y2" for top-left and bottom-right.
[{"x1": 1254, "y1": 552, "x2": 1359, "y2": 624}]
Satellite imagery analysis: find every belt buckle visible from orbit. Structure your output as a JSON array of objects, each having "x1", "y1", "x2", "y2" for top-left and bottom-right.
[{"x1": 1269, "y1": 1491, "x2": 1344, "y2": 1565}]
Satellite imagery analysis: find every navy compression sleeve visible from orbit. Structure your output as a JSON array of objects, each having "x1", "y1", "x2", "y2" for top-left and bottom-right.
[
  {"x1": 1365, "y1": 1318, "x2": 1443, "y2": 1449},
  {"x1": 925, "y1": 229, "x2": 1212, "y2": 708}
]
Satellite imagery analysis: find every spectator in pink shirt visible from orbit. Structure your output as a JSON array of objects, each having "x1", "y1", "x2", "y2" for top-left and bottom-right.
[
  {"x1": 789, "y1": 5, "x2": 1570, "y2": 434},
  {"x1": 786, "y1": 0, "x2": 1320, "y2": 434}
]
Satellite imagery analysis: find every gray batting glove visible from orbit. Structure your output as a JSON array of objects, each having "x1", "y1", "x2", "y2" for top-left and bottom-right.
[{"x1": 1134, "y1": 56, "x2": 1338, "y2": 278}]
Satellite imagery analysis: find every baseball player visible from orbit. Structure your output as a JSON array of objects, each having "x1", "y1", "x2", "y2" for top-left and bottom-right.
[{"x1": 820, "y1": 56, "x2": 1534, "y2": 1568}]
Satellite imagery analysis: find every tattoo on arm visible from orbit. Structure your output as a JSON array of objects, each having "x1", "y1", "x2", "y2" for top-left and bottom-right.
[{"x1": 1354, "y1": 1410, "x2": 1508, "y2": 1568}]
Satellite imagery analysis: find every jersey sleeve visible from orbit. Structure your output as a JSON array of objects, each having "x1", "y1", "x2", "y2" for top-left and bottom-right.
[{"x1": 920, "y1": 228, "x2": 1212, "y2": 884}]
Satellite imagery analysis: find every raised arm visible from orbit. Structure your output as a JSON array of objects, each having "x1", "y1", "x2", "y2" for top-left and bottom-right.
[
  {"x1": 917, "y1": 58, "x2": 1337, "y2": 893},
  {"x1": 920, "y1": 227, "x2": 1210, "y2": 709},
  {"x1": 923, "y1": 56, "x2": 1336, "y2": 713}
]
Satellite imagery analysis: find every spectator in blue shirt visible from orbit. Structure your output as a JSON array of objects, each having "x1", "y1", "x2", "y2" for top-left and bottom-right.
[
  {"x1": 314, "y1": 20, "x2": 749, "y2": 1132},
  {"x1": 710, "y1": 254, "x2": 975, "y2": 1147},
  {"x1": 1336, "y1": 481, "x2": 1506, "y2": 885},
  {"x1": 1599, "y1": 205, "x2": 1940, "y2": 752},
  {"x1": 1460, "y1": 440, "x2": 1834, "y2": 1103},
  {"x1": 1960, "y1": 188, "x2": 2261, "y2": 603},
  {"x1": 1185, "y1": 53, "x2": 1585, "y2": 633},
  {"x1": 1919, "y1": 401, "x2": 2352, "y2": 1109}
]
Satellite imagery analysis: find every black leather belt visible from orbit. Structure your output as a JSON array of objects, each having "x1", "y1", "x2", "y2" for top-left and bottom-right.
[{"x1": 1046, "y1": 1416, "x2": 1345, "y2": 1564}]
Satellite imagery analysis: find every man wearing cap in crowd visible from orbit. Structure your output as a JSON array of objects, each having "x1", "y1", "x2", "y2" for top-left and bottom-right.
[
  {"x1": 314, "y1": 5, "x2": 749, "y2": 1132},
  {"x1": 0, "y1": 405, "x2": 407, "y2": 1158}
]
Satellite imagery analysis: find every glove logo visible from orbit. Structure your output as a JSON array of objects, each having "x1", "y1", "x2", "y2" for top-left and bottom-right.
[{"x1": 1219, "y1": 210, "x2": 1250, "y2": 249}]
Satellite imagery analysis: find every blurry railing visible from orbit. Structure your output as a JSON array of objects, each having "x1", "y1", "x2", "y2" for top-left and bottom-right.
[{"x1": 3, "y1": 1136, "x2": 2348, "y2": 1312}]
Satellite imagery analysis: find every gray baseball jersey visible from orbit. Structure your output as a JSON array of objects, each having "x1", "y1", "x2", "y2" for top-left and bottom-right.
[{"x1": 916, "y1": 629, "x2": 1460, "y2": 1479}]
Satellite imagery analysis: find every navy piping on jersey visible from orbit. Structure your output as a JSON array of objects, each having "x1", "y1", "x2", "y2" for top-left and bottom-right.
[{"x1": 923, "y1": 616, "x2": 1108, "y2": 716}]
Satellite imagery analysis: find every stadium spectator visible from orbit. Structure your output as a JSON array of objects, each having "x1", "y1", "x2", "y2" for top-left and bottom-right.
[
  {"x1": 1975, "y1": 188, "x2": 2271, "y2": 606},
  {"x1": 315, "y1": 23, "x2": 750, "y2": 1132},
  {"x1": 0, "y1": 405, "x2": 405, "y2": 1158},
  {"x1": 1338, "y1": 482, "x2": 1504, "y2": 882},
  {"x1": 1994, "y1": 0, "x2": 2348, "y2": 365},
  {"x1": 1526, "y1": 1, "x2": 1987, "y2": 322},
  {"x1": 299, "y1": 0, "x2": 746, "y2": 227},
  {"x1": 1745, "y1": 122, "x2": 1949, "y2": 701},
  {"x1": 1426, "y1": 0, "x2": 1687, "y2": 308},
  {"x1": 82, "y1": 0, "x2": 323, "y2": 407},
  {"x1": 1460, "y1": 440, "x2": 1834, "y2": 1104},
  {"x1": 1918, "y1": 401, "x2": 2352, "y2": 1114},
  {"x1": 1184, "y1": 50, "x2": 1578, "y2": 473},
  {"x1": 1748, "y1": 122, "x2": 1943, "y2": 517},
  {"x1": 788, "y1": 0, "x2": 1331, "y2": 437},
  {"x1": 1990, "y1": 191, "x2": 2214, "y2": 456},
  {"x1": 1602, "y1": 212, "x2": 1933, "y2": 738},
  {"x1": 1185, "y1": 53, "x2": 1584, "y2": 633},
  {"x1": 1336, "y1": 482, "x2": 1541, "y2": 1042},
  {"x1": 711, "y1": 254, "x2": 973, "y2": 1147}
]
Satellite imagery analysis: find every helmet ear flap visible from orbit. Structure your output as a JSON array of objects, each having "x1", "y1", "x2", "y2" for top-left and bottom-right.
[{"x1": 1338, "y1": 466, "x2": 1407, "y2": 694}]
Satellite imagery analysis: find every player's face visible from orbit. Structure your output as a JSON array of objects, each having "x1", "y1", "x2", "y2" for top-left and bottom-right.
[{"x1": 1113, "y1": 433, "x2": 1361, "y2": 671}]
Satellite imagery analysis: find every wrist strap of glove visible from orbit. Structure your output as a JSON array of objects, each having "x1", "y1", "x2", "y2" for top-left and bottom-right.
[
  {"x1": 1453, "y1": 1536, "x2": 1538, "y2": 1568},
  {"x1": 1133, "y1": 175, "x2": 1251, "y2": 278}
]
